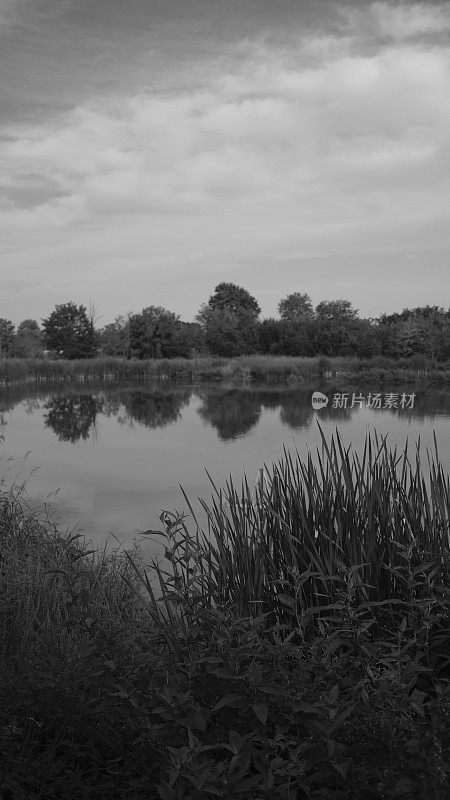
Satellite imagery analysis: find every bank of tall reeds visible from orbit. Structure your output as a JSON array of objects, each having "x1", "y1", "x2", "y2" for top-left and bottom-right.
[
  {"x1": 1, "y1": 354, "x2": 450, "y2": 387},
  {"x1": 1, "y1": 430, "x2": 449, "y2": 799}
]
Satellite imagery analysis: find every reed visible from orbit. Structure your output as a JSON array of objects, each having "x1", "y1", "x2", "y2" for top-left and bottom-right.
[
  {"x1": 118, "y1": 428, "x2": 450, "y2": 797},
  {"x1": 0, "y1": 487, "x2": 148, "y2": 671},
  {"x1": 1, "y1": 354, "x2": 449, "y2": 386},
  {"x1": 136, "y1": 427, "x2": 450, "y2": 638}
]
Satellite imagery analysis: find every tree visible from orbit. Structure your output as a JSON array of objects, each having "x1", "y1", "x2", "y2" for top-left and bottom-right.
[
  {"x1": 87, "y1": 301, "x2": 102, "y2": 352},
  {"x1": 278, "y1": 292, "x2": 314, "y2": 322},
  {"x1": 315, "y1": 300, "x2": 357, "y2": 322},
  {"x1": 13, "y1": 319, "x2": 43, "y2": 358},
  {"x1": 349, "y1": 318, "x2": 380, "y2": 358},
  {"x1": 376, "y1": 306, "x2": 450, "y2": 361},
  {"x1": 314, "y1": 300, "x2": 359, "y2": 356},
  {"x1": 99, "y1": 315, "x2": 131, "y2": 357},
  {"x1": 42, "y1": 302, "x2": 96, "y2": 359},
  {"x1": 178, "y1": 322, "x2": 206, "y2": 355},
  {"x1": 197, "y1": 283, "x2": 261, "y2": 356},
  {"x1": 0, "y1": 318, "x2": 15, "y2": 357},
  {"x1": 129, "y1": 306, "x2": 185, "y2": 359},
  {"x1": 204, "y1": 283, "x2": 261, "y2": 318},
  {"x1": 392, "y1": 317, "x2": 427, "y2": 359},
  {"x1": 402, "y1": 306, "x2": 450, "y2": 361},
  {"x1": 197, "y1": 307, "x2": 260, "y2": 357},
  {"x1": 258, "y1": 318, "x2": 283, "y2": 355},
  {"x1": 273, "y1": 292, "x2": 316, "y2": 356},
  {"x1": 278, "y1": 319, "x2": 317, "y2": 356}
]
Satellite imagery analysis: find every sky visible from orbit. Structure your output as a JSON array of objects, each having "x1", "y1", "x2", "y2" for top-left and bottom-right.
[{"x1": 1, "y1": 0, "x2": 449, "y2": 326}]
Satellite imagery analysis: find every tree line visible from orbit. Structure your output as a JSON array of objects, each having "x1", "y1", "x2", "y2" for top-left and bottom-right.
[{"x1": 1, "y1": 283, "x2": 449, "y2": 361}]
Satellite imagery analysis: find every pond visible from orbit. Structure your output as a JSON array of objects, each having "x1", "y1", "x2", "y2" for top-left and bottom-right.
[{"x1": 1, "y1": 380, "x2": 449, "y2": 565}]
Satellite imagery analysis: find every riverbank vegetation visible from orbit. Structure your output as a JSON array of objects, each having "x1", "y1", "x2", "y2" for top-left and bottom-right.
[
  {"x1": 1, "y1": 285, "x2": 450, "y2": 363},
  {"x1": 1, "y1": 430, "x2": 449, "y2": 798},
  {"x1": 1, "y1": 353, "x2": 450, "y2": 387}
]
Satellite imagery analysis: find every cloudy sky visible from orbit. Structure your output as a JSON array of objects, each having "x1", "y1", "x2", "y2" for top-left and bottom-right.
[{"x1": 1, "y1": 0, "x2": 449, "y2": 326}]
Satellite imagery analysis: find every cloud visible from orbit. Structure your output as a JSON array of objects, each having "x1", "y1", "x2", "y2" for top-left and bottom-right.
[
  {"x1": 0, "y1": 0, "x2": 85, "y2": 28},
  {"x1": 1, "y1": 1, "x2": 449, "y2": 321},
  {"x1": 341, "y1": 1, "x2": 450, "y2": 41},
  {"x1": 370, "y1": 1, "x2": 450, "y2": 39},
  {"x1": 5, "y1": 40, "x2": 448, "y2": 215}
]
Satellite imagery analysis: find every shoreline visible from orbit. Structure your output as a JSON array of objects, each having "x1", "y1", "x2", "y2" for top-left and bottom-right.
[{"x1": 1, "y1": 354, "x2": 450, "y2": 388}]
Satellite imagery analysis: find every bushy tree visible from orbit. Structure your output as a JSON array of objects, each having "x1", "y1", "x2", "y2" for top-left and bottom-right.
[
  {"x1": 314, "y1": 299, "x2": 359, "y2": 357},
  {"x1": 349, "y1": 318, "x2": 381, "y2": 358},
  {"x1": 377, "y1": 306, "x2": 450, "y2": 361},
  {"x1": 0, "y1": 318, "x2": 15, "y2": 357},
  {"x1": 178, "y1": 321, "x2": 206, "y2": 355},
  {"x1": 278, "y1": 292, "x2": 314, "y2": 321},
  {"x1": 42, "y1": 302, "x2": 96, "y2": 359},
  {"x1": 205, "y1": 282, "x2": 261, "y2": 317},
  {"x1": 258, "y1": 318, "x2": 283, "y2": 355},
  {"x1": 197, "y1": 283, "x2": 261, "y2": 356},
  {"x1": 279, "y1": 319, "x2": 317, "y2": 356},
  {"x1": 404, "y1": 307, "x2": 450, "y2": 360},
  {"x1": 99, "y1": 315, "x2": 131, "y2": 357},
  {"x1": 198, "y1": 307, "x2": 259, "y2": 357},
  {"x1": 129, "y1": 306, "x2": 186, "y2": 359},
  {"x1": 315, "y1": 299, "x2": 357, "y2": 323},
  {"x1": 13, "y1": 319, "x2": 43, "y2": 358}
]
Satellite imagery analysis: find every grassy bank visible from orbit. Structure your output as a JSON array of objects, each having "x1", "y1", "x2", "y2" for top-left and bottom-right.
[
  {"x1": 1, "y1": 354, "x2": 450, "y2": 387},
  {"x1": 1, "y1": 430, "x2": 450, "y2": 798}
]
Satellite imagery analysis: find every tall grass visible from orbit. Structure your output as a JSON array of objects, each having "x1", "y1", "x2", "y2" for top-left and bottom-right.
[
  {"x1": 0, "y1": 355, "x2": 325, "y2": 385},
  {"x1": 136, "y1": 427, "x2": 450, "y2": 636},
  {"x1": 1, "y1": 354, "x2": 449, "y2": 386},
  {"x1": 1, "y1": 429, "x2": 449, "y2": 798}
]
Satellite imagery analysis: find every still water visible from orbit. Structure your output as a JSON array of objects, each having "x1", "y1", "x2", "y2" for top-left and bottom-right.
[{"x1": 1, "y1": 381, "x2": 449, "y2": 562}]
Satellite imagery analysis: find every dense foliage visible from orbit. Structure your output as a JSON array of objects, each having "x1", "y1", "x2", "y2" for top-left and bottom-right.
[
  {"x1": 1, "y1": 287, "x2": 450, "y2": 362},
  {"x1": 42, "y1": 302, "x2": 96, "y2": 359},
  {"x1": 12, "y1": 320, "x2": 43, "y2": 358},
  {"x1": 195, "y1": 283, "x2": 261, "y2": 357},
  {"x1": 0, "y1": 430, "x2": 449, "y2": 798},
  {"x1": 0, "y1": 319, "x2": 15, "y2": 357}
]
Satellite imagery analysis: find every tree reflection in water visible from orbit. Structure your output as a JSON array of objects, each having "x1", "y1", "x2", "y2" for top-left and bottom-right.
[
  {"x1": 43, "y1": 388, "x2": 192, "y2": 441},
  {"x1": 3, "y1": 382, "x2": 449, "y2": 447},
  {"x1": 197, "y1": 389, "x2": 262, "y2": 440},
  {"x1": 197, "y1": 386, "x2": 366, "y2": 438},
  {"x1": 278, "y1": 390, "x2": 314, "y2": 430},
  {"x1": 119, "y1": 389, "x2": 191, "y2": 429},
  {"x1": 43, "y1": 396, "x2": 103, "y2": 443}
]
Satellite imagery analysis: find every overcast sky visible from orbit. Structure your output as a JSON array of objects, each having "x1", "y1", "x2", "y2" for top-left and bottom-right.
[{"x1": 1, "y1": 0, "x2": 449, "y2": 326}]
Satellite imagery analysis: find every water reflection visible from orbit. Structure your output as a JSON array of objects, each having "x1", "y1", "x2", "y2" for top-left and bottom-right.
[
  {"x1": 196, "y1": 386, "x2": 360, "y2": 438},
  {"x1": 41, "y1": 387, "x2": 192, "y2": 441},
  {"x1": 0, "y1": 382, "x2": 448, "y2": 446},
  {"x1": 279, "y1": 397, "x2": 314, "y2": 430},
  {"x1": 44, "y1": 395, "x2": 103, "y2": 443},
  {"x1": 197, "y1": 388, "x2": 262, "y2": 440},
  {"x1": 118, "y1": 389, "x2": 191, "y2": 430}
]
